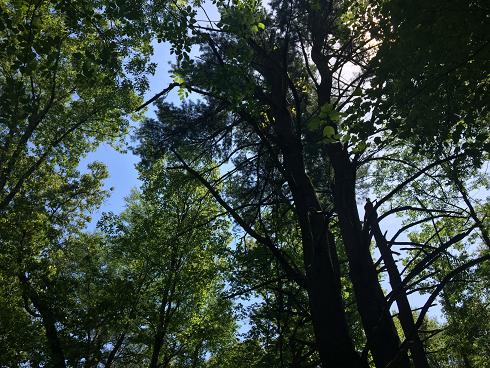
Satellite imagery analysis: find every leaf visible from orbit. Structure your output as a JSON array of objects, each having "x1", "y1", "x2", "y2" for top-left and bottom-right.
[
  {"x1": 329, "y1": 111, "x2": 341, "y2": 122},
  {"x1": 257, "y1": 22, "x2": 265, "y2": 30},
  {"x1": 323, "y1": 125, "x2": 335, "y2": 138},
  {"x1": 173, "y1": 73, "x2": 185, "y2": 84},
  {"x1": 307, "y1": 117, "x2": 323, "y2": 131},
  {"x1": 351, "y1": 141, "x2": 367, "y2": 153},
  {"x1": 320, "y1": 103, "x2": 333, "y2": 117}
]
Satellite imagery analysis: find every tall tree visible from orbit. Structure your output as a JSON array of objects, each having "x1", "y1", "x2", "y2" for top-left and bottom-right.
[
  {"x1": 0, "y1": 161, "x2": 111, "y2": 367},
  {"x1": 0, "y1": 154, "x2": 236, "y2": 367},
  {"x1": 137, "y1": 0, "x2": 489, "y2": 367}
]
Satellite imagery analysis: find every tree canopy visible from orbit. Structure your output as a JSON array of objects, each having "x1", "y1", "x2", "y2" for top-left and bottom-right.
[{"x1": 0, "y1": 0, "x2": 488, "y2": 367}]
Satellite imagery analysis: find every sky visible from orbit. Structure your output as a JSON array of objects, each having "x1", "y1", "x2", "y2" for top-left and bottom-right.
[
  {"x1": 79, "y1": 3, "x2": 221, "y2": 229},
  {"x1": 79, "y1": 41, "x2": 176, "y2": 229}
]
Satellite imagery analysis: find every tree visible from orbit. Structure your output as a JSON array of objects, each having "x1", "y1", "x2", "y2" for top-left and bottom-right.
[
  {"x1": 96, "y1": 157, "x2": 235, "y2": 368},
  {"x1": 137, "y1": 0, "x2": 489, "y2": 367},
  {"x1": 0, "y1": 161, "x2": 111, "y2": 367},
  {"x1": 2, "y1": 0, "x2": 488, "y2": 367},
  {"x1": 0, "y1": 152, "x2": 236, "y2": 367},
  {"x1": 372, "y1": 0, "x2": 489, "y2": 160},
  {"x1": 138, "y1": 0, "x2": 396, "y2": 364},
  {"x1": 0, "y1": 0, "x2": 152, "y2": 212}
]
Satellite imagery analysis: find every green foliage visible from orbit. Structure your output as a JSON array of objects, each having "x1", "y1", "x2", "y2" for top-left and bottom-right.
[
  {"x1": 0, "y1": 0, "x2": 152, "y2": 211},
  {"x1": 0, "y1": 152, "x2": 235, "y2": 366},
  {"x1": 372, "y1": 0, "x2": 490, "y2": 161},
  {"x1": 420, "y1": 257, "x2": 490, "y2": 368},
  {"x1": 0, "y1": 162, "x2": 110, "y2": 367},
  {"x1": 1, "y1": 0, "x2": 489, "y2": 367},
  {"x1": 137, "y1": 0, "x2": 489, "y2": 366}
]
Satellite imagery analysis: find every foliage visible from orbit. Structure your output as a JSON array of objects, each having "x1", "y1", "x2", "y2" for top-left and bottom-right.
[
  {"x1": 0, "y1": 153, "x2": 235, "y2": 367},
  {"x1": 371, "y1": 0, "x2": 490, "y2": 161},
  {"x1": 0, "y1": 0, "x2": 151, "y2": 211},
  {"x1": 1, "y1": 0, "x2": 489, "y2": 367}
]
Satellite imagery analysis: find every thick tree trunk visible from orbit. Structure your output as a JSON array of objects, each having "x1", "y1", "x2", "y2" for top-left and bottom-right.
[
  {"x1": 327, "y1": 147, "x2": 410, "y2": 368},
  {"x1": 306, "y1": 15, "x2": 410, "y2": 361},
  {"x1": 367, "y1": 204, "x2": 430, "y2": 368},
  {"x1": 307, "y1": 228, "x2": 367, "y2": 368},
  {"x1": 288, "y1": 164, "x2": 366, "y2": 368},
  {"x1": 268, "y1": 83, "x2": 364, "y2": 366}
]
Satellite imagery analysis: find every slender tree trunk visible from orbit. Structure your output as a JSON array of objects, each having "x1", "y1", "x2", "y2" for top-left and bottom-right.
[
  {"x1": 19, "y1": 275, "x2": 66, "y2": 368},
  {"x1": 149, "y1": 253, "x2": 180, "y2": 368},
  {"x1": 149, "y1": 329, "x2": 165, "y2": 368},
  {"x1": 327, "y1": 148, "x2": 411, "y2": 368},
  {"x1": 366, "y1": 203, "x2": 430, "y2": 368},
  {"x1": 105, "y1": 333, "x2": 126, "y2": 368},
  {"x1": 149, "y1": 291, "x2": 172, "y2": 368}
]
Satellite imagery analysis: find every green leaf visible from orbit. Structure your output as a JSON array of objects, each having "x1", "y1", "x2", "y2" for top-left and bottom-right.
[
  {"x1": 307, "y1": 116, "x2": 323, "y2": 131},
  {"x1": 320, "y1": 103, "x2": 333, "y2": 117},
  {"x1": 330, "y1": 111, "x2": 341, "y2": 122},
  {"x1": 173, "y1": 73, "x2": 185, "y2": 84},
  {"x1": 351, "y1": 141, "x2": 367, "y2": 153},
  {"x1": 257, "y1": 22, "x2": 265, "y2": 30},
  {"x1": 323, "y1": 125, "x2": 335, "y2": 138}
]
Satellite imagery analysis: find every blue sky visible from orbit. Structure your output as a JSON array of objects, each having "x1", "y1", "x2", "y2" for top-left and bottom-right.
[
  {"x1": 79, "y1": 41, "x2": 178, "y2": 228},
  {"x1": 80, "y1": 3, "x2": 221, "y2": 228}
]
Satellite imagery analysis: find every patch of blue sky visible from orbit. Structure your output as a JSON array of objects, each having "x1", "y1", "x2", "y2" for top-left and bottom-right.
[{"x1": 79, "y1": 1, "x2": 222, "y2": 230}]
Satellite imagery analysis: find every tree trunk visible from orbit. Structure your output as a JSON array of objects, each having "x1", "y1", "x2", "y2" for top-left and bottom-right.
[
  {"x1": 149, "y1": 329, "x2": 165, "y2": 368},
  {"x1": 19, "y1": 275, "x2": 66, "y2": 368},
  {"x1": 267, "y1": 79, "x2": 364, "y2": 367},
  {"x1": 288, "y1": 165, "x2": 366, "y2": 368},
  {"x1": 327, "y1": 147, "x2": 410, "y2": 368},
  {"x1": 367, "y1": 203, "x2": 430, "y2": 368},
  {"x1": 306, "y1": 16, "x2": 410, "y2": 361},
  {"x1": 149, "y1": 254, "x2": 180, "y2": 368},
  {"x1": 105, "y1": 333, "x2": 126, "y2": 368}
]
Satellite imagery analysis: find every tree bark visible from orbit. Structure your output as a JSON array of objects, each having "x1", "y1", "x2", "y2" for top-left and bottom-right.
[
  {"x1": 285, "y1": 149, "x2": 366, "y2": 368},
  {"x1": 19, "y1": 275, "x2": 66, "y2": 368},
  {"x1": 266, "y1": 66, "x2": 364, "y2": 367},
  {"x1": 326, "y1": 147, "x2": 410, "y2": 368},
  {"x1": 304, "y1": 5, "x2": 411, "y2": 360},
  {"x1": 366, "y1": 202, "x2": 430, "y2": 368}
]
